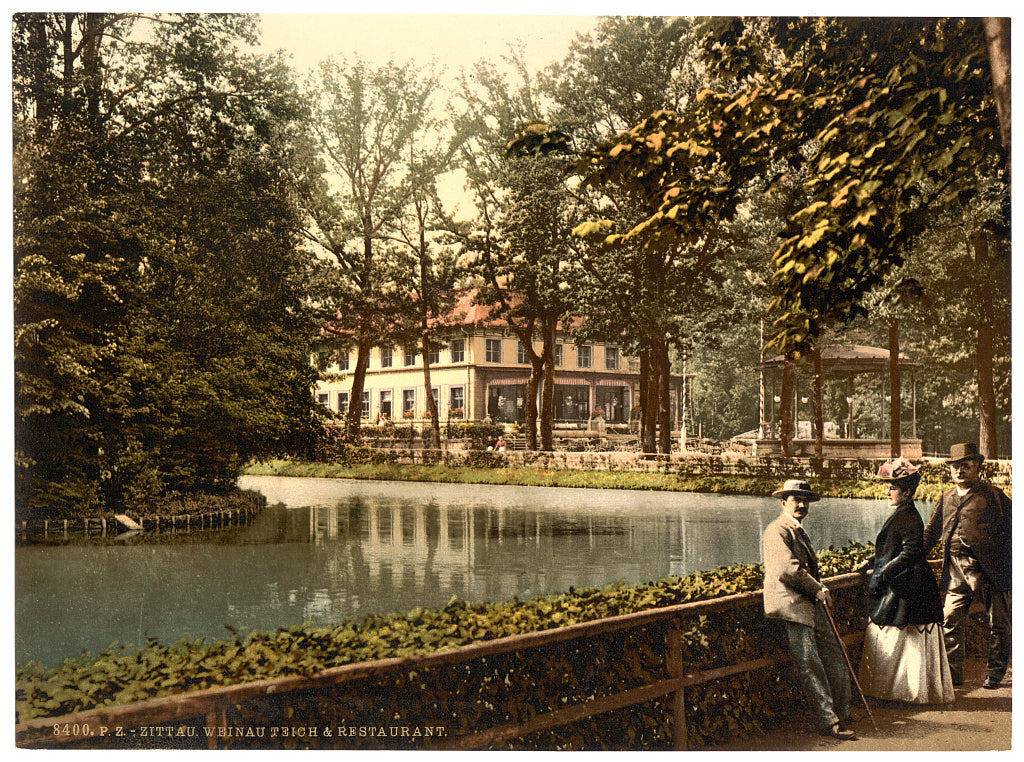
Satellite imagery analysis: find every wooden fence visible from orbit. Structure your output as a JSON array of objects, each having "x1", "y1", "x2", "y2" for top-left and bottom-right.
[
  {"x1": 16, "y1": 497, "x2": 264, "y2": 541},
  {"x1": 16, "y1": 570, "x2": 877, "y2": 751}
]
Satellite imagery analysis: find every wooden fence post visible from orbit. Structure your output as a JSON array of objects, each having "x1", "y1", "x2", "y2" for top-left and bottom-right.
[{"x1": 665, "y1": 618, "x2": 687, "y2": 750}]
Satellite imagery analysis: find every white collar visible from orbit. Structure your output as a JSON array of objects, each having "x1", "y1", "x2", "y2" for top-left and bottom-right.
[{"x1": 782, "y1": 512, "x2": 802, "y2": 529}]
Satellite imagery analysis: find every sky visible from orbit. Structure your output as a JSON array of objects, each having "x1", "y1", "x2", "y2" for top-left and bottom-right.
[{"x1": 256, "y1": 13, "x2": 602, "y2": 79}]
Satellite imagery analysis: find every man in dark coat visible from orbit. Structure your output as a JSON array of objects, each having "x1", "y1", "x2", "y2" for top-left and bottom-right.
[
  {"x1": 762, "y1": 480, "x2": 854, "y2": 739},
  {"x1": 922, "y1": 443, "x2": 1012, "y2": 689}
]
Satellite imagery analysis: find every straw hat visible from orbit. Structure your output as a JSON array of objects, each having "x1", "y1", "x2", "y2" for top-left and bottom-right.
[{"x1": 771, "y1": 479, "x2": 820, "y2": 502}]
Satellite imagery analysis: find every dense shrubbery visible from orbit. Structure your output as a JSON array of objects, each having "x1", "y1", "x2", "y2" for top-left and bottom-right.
[
  {"x1": 131, "y1": 489, "x2": 266, "y2": 518},
  {"x1": 15, "y1": 542, "x2": 874, "y2": 723}
]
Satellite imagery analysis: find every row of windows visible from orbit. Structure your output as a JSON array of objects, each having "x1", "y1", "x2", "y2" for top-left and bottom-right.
[
  {"x1": 330, "y1": 340, "x2": 620, "y2": 371},
  {"x1": 485, "y1": 340, "x2": 619, "y2": 369},
  {"x1": 318, "y1": 386, "x2": 466, "y2": 419}
]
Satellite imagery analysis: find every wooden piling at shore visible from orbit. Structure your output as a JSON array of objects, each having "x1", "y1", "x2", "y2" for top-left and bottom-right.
[{"x1": 16, "y1": 496, "x2": 265, "y2": 541}]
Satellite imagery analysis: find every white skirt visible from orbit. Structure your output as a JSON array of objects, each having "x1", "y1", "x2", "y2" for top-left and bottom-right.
[{"x1": 858, "y1": 621, "x2": 954, "y2": 704}]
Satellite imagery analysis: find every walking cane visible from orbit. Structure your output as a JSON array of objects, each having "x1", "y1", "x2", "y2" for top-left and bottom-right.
[{"x1": 822, "y1": 600, "x2": 878, "y2": 731}]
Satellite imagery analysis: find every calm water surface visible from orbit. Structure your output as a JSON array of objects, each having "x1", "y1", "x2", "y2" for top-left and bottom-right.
[{"x1": 16, "y1": 476, "x2": 901, "y2": 667}]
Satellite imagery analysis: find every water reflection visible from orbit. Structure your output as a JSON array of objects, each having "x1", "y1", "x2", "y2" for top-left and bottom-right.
[{"x1": 15, "y1": 477, "x2": 896, "y2": 668}]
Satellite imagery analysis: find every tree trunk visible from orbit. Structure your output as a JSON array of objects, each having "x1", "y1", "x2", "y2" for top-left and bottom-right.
[
  {"x1": 983, "y1": 17, "x2": 1011, "y2": 190},
  {"x1": 780, "y1": 352, "x2": 795, "y2": 459},
  {"x1": 29, "y1": 15, "x2": 52, "y2": 140},
  {"x1": 888, "y1": 320, "x2": 902, "y2": 458},
  {"x1": 640, "y1": 350, "x2": 658, "y2": 454},
  {"x1": 417, "y1": 219, "x2": 441, "y2": 450},
  {"x1": 972, "y1": 231, "x2": 997, "y2": 458},
  {"x1": 524, "y1": 355, "x2": 542, "y2": 451},
  {"x1": 540, "y1": 321, "x2": 556, "y2": 451},
  {"x1": 657, "y1": 339, "x2": 672, "y2": 454},
  {"x1": 346, "y1": 331, "x2": 372, "y2": 444},
  {"x1": 420, "y1": 331, "x2": 440, "y2": 450},
  {"x1": 82, "y1": 13, "x2": 105, "y2": 127},
  {"x1": 812, "y1": 346, "x2": 824, "y2": 460}
]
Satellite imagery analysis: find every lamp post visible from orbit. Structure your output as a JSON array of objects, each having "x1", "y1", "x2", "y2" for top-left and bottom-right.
[{"x1": 846, "y1": 396, "x2": 854, "y2": 439}]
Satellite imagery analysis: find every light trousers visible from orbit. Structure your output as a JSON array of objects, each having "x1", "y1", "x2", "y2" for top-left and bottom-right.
[{"x1": 784, "y1": 604, "x2": 852, "y2": 733}]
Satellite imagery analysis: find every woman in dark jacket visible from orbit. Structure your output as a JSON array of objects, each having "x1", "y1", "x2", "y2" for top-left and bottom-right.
[{"x1": 856, "y1": 458, "x2": 953, "y2": 704}]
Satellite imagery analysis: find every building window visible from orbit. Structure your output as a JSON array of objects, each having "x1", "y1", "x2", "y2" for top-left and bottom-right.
[
  {"x1": 488, "y1": 384, "x2": 526, "y2": 423},
  {"x1": 428, "y1": 348, "x2": 440, "y2": 365},
  {"x1": 337, "y1": 392, "x2": 349, "y2": 413},
  {"x1": 449, "y1": 386, "x2": 465, "y2": 417},
  {"x1": 450, "y1": 339, "x2": 465, "y2": 363},
  {"x1": 486, "y1": 338, "x2": 502, "y2": 363},
  {"x1": 596, "y1": 386, "x2": 629, "y2": 422},
  {"x1": 379, "y1": 390, "x2": 393, "y2": 420},
  {"x1": 404, "y1": 349, "x2": 417, "y2": 367},
  {"x1": 338, "y1": 351, "x2": 350, "y2": 371},
  {"x1": 554, "y1": 343, "x2": 563, "y2": 366},
  {"x1": 605, "y1": 346, "x2": 620, "y2": 370},
  {"x1": 317, "y1": 392, "x2": 329, "y2": 406},
  {"x1": 517, "y1": 341, "x2": 531, "y2": 364},
  {"x1": 577, "y1": 344, "x2": 592, "y2": 369},
  {"x1": 361, "y1": 391, "x2": 370, "y2": 418},
  {"x1": 403, "y1": 388, "x2": 416, "y2": 417},
  {"x1": 380, "y1": 347, "x2": 393, "y2": 368},
  {"x1": 555, "y1": 384, "x2": 590, "y2": 421}
]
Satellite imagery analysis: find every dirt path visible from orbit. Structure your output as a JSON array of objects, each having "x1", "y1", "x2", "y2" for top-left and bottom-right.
[{"x1": 710, "y1": 660, "x2": 1011, "y2": 751}]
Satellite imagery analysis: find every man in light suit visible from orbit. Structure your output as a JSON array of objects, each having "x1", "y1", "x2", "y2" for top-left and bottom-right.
[{"x1": 762, "y1": 479, "x2": 854, "y2": 740}]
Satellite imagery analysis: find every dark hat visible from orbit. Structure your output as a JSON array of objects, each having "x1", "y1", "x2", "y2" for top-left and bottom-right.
[
  {"x1": 876, "y1": 457, "x2": 922, "y2": 492},
  {"x1": 946, "y1": 442, "x2": 985, "y2": 464},
  {"x1": 772, "y1": 479, "x2": 820, "y2": 502}
]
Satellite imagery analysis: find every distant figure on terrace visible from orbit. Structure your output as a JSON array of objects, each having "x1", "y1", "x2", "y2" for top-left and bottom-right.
[
  {"x1": 922, "y1": 443, "x2": 1011, "y2": 690},
  {"x1": 762, "y1": 480, "x2": 854, "y2": 740},
  {"x1": 856, "y1": 458, "x2": 953, "y2": 704}
]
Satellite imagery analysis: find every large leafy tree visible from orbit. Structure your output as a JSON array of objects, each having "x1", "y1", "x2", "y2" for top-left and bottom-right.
[
  {"x1": 297, "y1": 56, "x2": 438, "y2": 442},
  {"x1": 537, "y1": 17, "x2": 1007, "y2": 456},
  {"x1": 537, "y1": 16, "x2": 744, "y2": 453},
  {"x1": 13, "y1": 13, "x2": 323, "y2": 517},
  {"x1": 447, "y1": 51, "x2": 577, "y2": 450}
]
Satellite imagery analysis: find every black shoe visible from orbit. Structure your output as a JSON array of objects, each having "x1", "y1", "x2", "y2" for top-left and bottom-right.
[
  {"x1": 982, "y1": 676, "x2": 1002, "y2": 690},
  {"x1": 823, "y1": 724, "x2": 857, "y2": 740}
]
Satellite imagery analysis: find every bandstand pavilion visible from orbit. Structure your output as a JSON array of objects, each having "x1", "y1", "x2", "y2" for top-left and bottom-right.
[{"x1": 755, "y1": 344, "x2": 922, "y2": 459}]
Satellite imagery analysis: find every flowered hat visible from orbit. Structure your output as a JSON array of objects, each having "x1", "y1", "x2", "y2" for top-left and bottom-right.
[{"x1": 876, "y1": 457, "x2": 922, "y2": 492}]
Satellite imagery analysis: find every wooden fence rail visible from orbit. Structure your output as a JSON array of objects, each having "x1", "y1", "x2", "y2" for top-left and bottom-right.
[{"x1": 16, "y1": 570, "x2": 874, "y2": 750}]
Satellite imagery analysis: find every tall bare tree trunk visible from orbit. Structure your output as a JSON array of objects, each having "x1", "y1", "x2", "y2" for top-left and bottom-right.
[
  {"x1": 889, "y1": 320, "x2": 902, "y2": 457},
  {"x1": 983, "y1": 18, "x2": 1011, "y2": 191},
  {"x1": 972, "y1": 232, "x2": 997, "y2": 458}
]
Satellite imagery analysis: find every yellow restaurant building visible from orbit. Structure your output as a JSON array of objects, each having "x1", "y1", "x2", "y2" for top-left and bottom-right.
[{"x1": 314, "y1": 293, "x2": 684, "y2": 430}]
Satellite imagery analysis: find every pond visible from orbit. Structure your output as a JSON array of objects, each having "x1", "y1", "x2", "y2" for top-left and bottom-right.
[{"x1": 15, "y1": 476, "x2": 903, "y2": 668}]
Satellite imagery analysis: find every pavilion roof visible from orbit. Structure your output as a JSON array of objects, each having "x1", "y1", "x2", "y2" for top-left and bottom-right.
[{"x1": 761, "y1": 344, "x2": 922, "y2": 372}]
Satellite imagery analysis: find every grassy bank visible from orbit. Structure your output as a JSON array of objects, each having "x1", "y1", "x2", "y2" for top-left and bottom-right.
[{"x1": 244, "y1": 458, "x2": 905, "y2": 501}]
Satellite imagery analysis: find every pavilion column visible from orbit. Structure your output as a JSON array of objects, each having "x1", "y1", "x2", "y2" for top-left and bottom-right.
[
  {"x1": 912, "y1": 369, "x2": 917, "y2": 438},
  {"x1": 879, "y1": 374, "x2": 886, "y2": 439}
]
